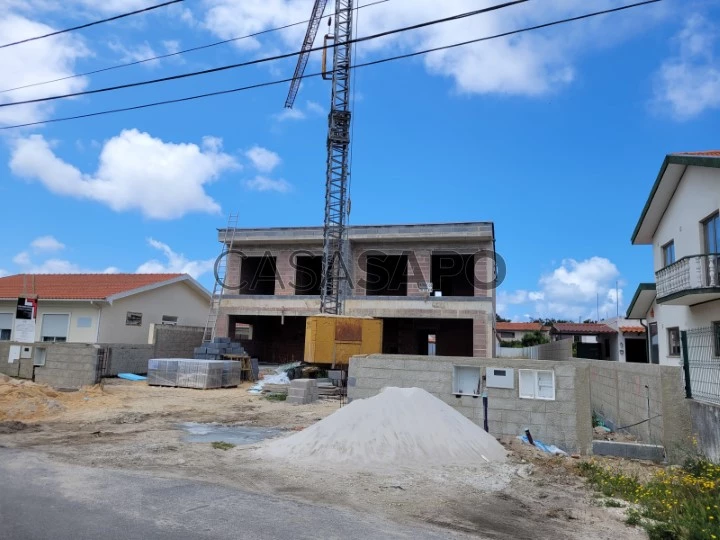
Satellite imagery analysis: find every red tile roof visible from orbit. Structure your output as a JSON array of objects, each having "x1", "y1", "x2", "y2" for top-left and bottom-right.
[
  {"x1": 0, "y1": 274, "x2": 184, "y2": 300},
  {"x1": 675, "y1": 150, "x2": 720, "y2": 157},
  {"x1": 620, "y1": 326, "x2": 646, "y2": 334},
  {"x1": 552, "y1": 323, "x2": 615, "y2": 334},
  {"x1": 496, "y1": 322, "x2": 543, "y2": 331}
]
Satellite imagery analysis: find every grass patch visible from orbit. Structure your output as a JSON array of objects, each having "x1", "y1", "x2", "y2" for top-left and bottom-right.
[
  {"x1": 211, "y1": 441, "x2": 235, "y2": 451},
  {"x1": 604, "y1": 499, "x2": 625, "y2": 508},
  {"x1": 578, "y1": 458, "x2": 720, "y2": 539},
  {"x1": 264, "y1": 393, "x2": 287, "y2": 402}
]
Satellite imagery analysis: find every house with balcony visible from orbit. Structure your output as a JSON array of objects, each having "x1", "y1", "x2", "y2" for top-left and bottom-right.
[
  {"x1": 627, "y1": 151, "x2": 720, "y2": 365},
  {"x1": 215, "y1": 222, "x2": 497, "y2": 363}
]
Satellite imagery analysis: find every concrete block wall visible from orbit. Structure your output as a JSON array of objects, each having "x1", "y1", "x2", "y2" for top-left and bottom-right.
[
  {"x1": 224, "y1": 250, "x2": 241, "y2": 291},
  {"x1": 34, "y1": 343, "x2": 100, "y2": 388},
  {"x1": 348, "y1": 354, "x2": 593, "y2": 454},
  {"x1": 689, "y1": 399, "x2": 720, "y2": 463},
  {"x1": 103, "y1": 344, "x2": 154, "y2": 376},
  {"x1": 151, "y1": 324, "x2": 205, "y2": 359},
  {"x1": 0, "y1": 342, "x2": 20, "y2": 377},
  {"x1": 585, "y1": 360, "x2": 691, "y2": 461}
]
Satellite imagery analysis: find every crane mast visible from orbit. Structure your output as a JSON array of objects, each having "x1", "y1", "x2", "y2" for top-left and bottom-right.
[
  {"x1": 320, "y1": 0, "x2": 353, "y2": 315},
  {"x1": 285, "y1": 0, "x2": 355, "y2": 316}
]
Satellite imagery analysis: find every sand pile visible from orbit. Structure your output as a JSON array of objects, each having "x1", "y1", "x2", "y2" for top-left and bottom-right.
[
  {"x1": 0, "y1": 375, "x2": 107, "y2": 421},
  {"x1": 261, "y1": 387, "x2": 506, "y2": 466}
]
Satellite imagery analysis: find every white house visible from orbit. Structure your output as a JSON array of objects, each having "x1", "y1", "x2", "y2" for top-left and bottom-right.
[
  {"x1": 0, "y1": 274, "x2": 210, "y2": 345},
  {"x1": 495, "y1": 322, "x2": 550, "y2": 343},
  {"x1": 600, "y1": 317, "x2": 648, "y2": 363},
  {"x1": 627, "y1": 151, "x2": 720, "y2": 365}
]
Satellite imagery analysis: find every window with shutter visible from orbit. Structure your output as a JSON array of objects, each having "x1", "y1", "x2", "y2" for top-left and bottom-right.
[{"x1": 41, "y1": 314, "x2": 69, "y2": 342}]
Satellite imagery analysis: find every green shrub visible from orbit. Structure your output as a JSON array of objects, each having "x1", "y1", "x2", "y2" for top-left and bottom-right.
[{"x1": 211, "y1": 441, "x2": 235, "y2": 450}]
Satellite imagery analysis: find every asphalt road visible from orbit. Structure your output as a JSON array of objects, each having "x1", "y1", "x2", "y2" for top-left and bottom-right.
[{"x1": 0, "y1": 448, "x2": 459, "y2": 540}]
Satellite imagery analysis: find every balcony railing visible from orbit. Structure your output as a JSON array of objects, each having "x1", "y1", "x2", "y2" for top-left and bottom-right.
[{"x1": 656, "y1": 253, "x2": 720, "y2": 300}]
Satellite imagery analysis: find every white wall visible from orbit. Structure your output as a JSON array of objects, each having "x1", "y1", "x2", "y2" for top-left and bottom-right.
[
  {"x1": 653, "y1": 166, "x2": 720, "y2": 271},
  {"x1": 648, "y1": 299, "x2": 720, "y2": 365},
  {"x1": 0, "y1": 300, "x2": 100, "y2": 343},
  {"x1": 98, "y1": 281, "x2": 208, "y2": 344}
]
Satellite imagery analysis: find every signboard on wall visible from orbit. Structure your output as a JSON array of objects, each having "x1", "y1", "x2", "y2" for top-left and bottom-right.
[{"x1": 13, "y1": 297, "x2": 37, "y2": 343}]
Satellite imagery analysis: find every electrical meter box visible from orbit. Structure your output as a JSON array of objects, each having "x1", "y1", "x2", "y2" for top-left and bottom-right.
[
  {"x1": 486, "y1": 367, "x2": 514, "y2": 389},
  {"x1": 20, "y1": 346, "x2": 33, "y2": 359}
]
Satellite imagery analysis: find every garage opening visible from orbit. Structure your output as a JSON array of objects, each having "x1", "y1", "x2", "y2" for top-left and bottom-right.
[
  {"x1": 625, "y1": 338, "x2": 649, "y2": 363},
  {"x1": 240, "y1": 256, "x2": 276, "y2": 295},
  {"x1": 365, "y1": 254, "x2": 407, "y2": 296},
  {"x1": 294, "y1": 256, "x2": 322, "y2": 295},
  {"x1": 228, "y1": 315, "x2": 306, "y2": 364},
  {"x1": 431, "y1": 253, "x2": 475, "y2": 296},
  {"x1": 381, "y1": 318, "x2": 473, "y2": 356}
]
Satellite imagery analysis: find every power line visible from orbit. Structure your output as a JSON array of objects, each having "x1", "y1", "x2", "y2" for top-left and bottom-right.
[
  {"x1": 0, "y1": 0, "x2": 529, "y2": 110},
  {"x1": 0, "y1": 0, "x2": 184, "y2": 50},
  {"x1": 0, "y1": 0, "x2": 662, "y2": 131},
  {"x1": 0, "y1": 0, "x2": 389, "y2": 95}
]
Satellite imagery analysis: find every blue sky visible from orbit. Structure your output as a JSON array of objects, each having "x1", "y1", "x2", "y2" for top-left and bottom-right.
[{"x1": 0, "y1": 0, "x2": 718, "y2": 322}]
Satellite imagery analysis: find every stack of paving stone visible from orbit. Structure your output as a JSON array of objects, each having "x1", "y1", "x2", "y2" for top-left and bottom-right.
[
  {"x1": 176, "y1": 359, "x2": 224, "y2": 389},
  {"x1": 287, "y1": 378, "x2": 318, "y2": 405},
  {"x1": 193, "y1": 337, "x2": 247, "y2": 360},
  {"x1": 147, "y1": 359, "x2": 180, "y2": 387},
  {"x1": 220, "y1": 361, "x2": 243, "y2": 388}
]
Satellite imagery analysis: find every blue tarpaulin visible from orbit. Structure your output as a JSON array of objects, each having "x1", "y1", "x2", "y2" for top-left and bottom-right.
[{"x1": 118, "y1": 373, "x2": 147, "y2": 381}]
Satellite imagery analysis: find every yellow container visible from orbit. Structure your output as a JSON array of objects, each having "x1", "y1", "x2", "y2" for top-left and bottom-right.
[{"x1": 304, "y1": 315, "x2": 383, "y2": 366}]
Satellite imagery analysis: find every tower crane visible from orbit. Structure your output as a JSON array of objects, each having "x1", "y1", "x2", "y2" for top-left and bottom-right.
[{"x1": 285, "y1": 0, "x2": 354, "y2": 316}]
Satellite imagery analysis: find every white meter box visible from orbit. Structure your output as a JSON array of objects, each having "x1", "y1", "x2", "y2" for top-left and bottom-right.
[{"x1": 486, "y1": 367, "x2": 515, "y2": 389}]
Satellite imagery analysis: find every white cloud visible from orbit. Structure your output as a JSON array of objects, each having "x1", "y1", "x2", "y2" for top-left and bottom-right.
[
  {"x1": 499, "y1": 257, "x2": 624, "y2": 321},
  {"x1": 9, "y1": 129, "x2": 239, "y2": 219},
  {"x1": 162, "y1": 40, "x2": 181, "y2": 54},
  {"x1": 201, "y1": 0, "x2": 665, "y2": 96},
  {"x1": 30, "y1": 235, "x2": 65, "y2": 253},
  {"x1": 11, "y1": 244, "x2": 117, "y2": 274},
  {"x1": 272, "y1": 99, "x2": 325, "y2": 122},
  {"x1": 246, "y1": 145, "x2": 281, "y2": 172},
  {"x1": 305, "y1": 100, "x2": 325, "y2": 115},
  {"x1": 273, "y1": 108, "x2": 306, "y2": 122},
  {"x1": 0, "y1": 13, "x2": 89, "y2": 126},
  {"x1": 12, "y1": 251, "x2": 31, "y2": 266},
  {"x1": 108, "y1": 40, "x2": 159, "y2": 67},
  {"x1": 136, "y1": 238, "x2": 214, "y2": 279},
  {"x1": 0, "y1": 269, "x2": 8, "y2": 277},
  {"x1": 653, "y1": 14, "x2": 720, "y2": 120},
  {"x1": 245, "y1": 175, "x2": 292, "y2": 193}
]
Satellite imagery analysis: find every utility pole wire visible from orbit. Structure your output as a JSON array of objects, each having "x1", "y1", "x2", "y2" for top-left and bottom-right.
[
  {"x1": 0, "y1": 0, "x2": 530, "y2": 109},
  {"x1": 0, "y1": 0, "x2": 184, "y2": 50},
  {"x1": 0, "y1": 0, "x2": 390, "y2": 95},
  {"x1": 0, "y1": 0, "x2": 662, "y2": 131}
]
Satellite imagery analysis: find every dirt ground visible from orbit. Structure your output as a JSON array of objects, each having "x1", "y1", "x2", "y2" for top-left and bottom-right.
[{"x1": 0, "y1": 376, "x2": 650, "y2": 540}]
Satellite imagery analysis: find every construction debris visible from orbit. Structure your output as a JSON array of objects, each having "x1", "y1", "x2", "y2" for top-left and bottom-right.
[{"x1": 261, "y1": 387, "x2": 507, "y2": 466}]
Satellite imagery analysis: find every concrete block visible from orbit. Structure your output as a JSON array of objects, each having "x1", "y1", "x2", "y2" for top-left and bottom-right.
[{"x1": 592, "y1": 440, "x2": 665, "y2": 461}]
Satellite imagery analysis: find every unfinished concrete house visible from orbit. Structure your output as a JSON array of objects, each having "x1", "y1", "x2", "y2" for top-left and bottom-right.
[{"x1": 215, "y1": 222, "x2": 497, "y2": 363}]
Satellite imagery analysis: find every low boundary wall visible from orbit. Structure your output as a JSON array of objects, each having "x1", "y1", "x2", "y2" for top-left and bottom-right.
[{"x1": 348, "y1": 354, "x2": 593, "y2": 454}]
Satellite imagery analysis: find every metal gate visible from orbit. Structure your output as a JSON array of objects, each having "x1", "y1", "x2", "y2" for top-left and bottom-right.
[
  {"x1": 681, "y1": 327, "x2": 720, "y2": 405},
  {"x1": 95, "y1": 347, "x2": 111, "y2": 383}
]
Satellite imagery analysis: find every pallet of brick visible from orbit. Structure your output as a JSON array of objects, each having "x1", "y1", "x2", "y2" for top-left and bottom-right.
[
  {"x1": 176, "y1": 359, "x2": 224, "y2": 389},
  {"x1": 221, "y1": 361, "x2": 243, "y2": 388},
  {"x1": 147, "y1": 359, "x2": 179, "y2": 387}
]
